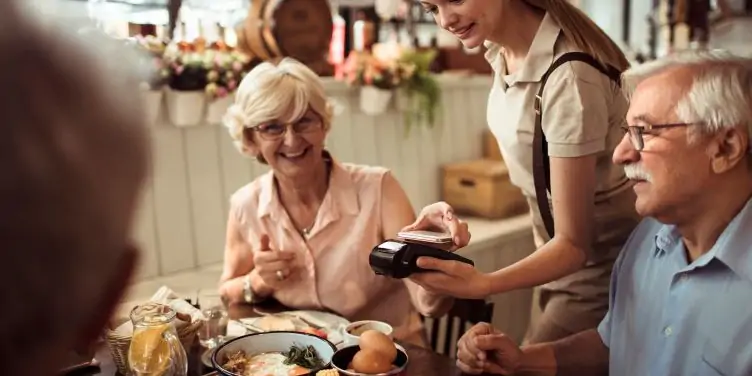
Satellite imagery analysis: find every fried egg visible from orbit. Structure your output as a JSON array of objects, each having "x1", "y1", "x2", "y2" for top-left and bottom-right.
[{"x1": 245, "y1": 352, "x2": 310, "y2": 376}]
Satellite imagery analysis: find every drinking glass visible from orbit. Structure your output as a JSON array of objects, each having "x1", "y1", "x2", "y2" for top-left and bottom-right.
[{"x1": 197, "y1": 290, "x2": 228, "y2": 349}]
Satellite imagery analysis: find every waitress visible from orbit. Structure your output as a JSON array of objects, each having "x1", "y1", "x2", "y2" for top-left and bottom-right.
[{"x1": 405, "y1": 0, "x2": 640, "y2": 344}]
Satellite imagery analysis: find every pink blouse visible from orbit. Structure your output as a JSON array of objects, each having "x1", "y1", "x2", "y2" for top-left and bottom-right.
[{"x1": 227, "y1": 159, "x2": 453, "y2": 346}]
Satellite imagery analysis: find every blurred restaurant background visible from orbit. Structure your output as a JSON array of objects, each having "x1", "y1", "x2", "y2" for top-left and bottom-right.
[{"x1": 24, "y1": 0, "x2": 752, "y2": 344}]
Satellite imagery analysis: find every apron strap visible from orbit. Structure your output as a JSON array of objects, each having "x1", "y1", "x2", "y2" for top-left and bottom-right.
[{"x1": 533, "y1": 52, "x2": 622, "y2": 239}]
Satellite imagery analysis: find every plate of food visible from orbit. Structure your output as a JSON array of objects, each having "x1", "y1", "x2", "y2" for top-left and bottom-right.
[
  {"x1": 238, "y1": 311, "x2": 350, "y2": 346},
  {"x1": 211, "y1": 331, "x2": 337, "y2": 376}
]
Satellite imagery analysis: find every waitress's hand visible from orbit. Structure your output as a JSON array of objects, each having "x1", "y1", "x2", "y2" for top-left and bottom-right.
[
  {"x1": 408, "y1": 256, "x2": 492, "y2": 299},
  {"x1": 252, "y1": 234, "x2": 297, "y2": 289},
  {"x1": 401, "y1": 202, "x2": 471, "y2": 251}
]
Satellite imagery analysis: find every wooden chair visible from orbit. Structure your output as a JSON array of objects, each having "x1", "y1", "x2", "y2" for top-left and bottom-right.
[{"x1": 421, "y1": 299, "x2": 495, "y2": 357}]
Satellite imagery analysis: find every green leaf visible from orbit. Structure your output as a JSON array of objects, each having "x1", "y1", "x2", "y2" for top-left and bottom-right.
[
  {"x1": 393, "y1": 48, "x2": 443, "y2": 137},
  {"x1": 399, "y1": 49, "x2": 438, "y2": 71},
  {"x1": 283, "y1": 343, "x2": 325, "y2": 370}
]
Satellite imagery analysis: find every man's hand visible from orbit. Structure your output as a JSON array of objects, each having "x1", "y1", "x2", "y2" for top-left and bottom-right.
[{"x1": 457, "y1": 323, "x2": 523, "y2": 375}]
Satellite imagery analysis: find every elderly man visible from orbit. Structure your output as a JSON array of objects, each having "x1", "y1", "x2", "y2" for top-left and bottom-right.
[
  {"x1": 454, "y1": 50, "x2": 752, "y2": 376},
  {"x1": 0, "y1": 2, "x2": 149, "y2": 375}
]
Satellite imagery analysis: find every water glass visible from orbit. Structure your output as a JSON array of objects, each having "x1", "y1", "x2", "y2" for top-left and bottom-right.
[{"x1": 197, "y1": 291, "x2": 228, "y2": 349}]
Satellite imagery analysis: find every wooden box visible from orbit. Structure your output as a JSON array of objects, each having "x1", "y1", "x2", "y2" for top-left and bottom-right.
[{"x1": 441, "y1": 159, "x2": 527, "y2": 219}]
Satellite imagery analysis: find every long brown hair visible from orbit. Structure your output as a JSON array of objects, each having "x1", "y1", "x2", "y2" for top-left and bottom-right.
[{"x1": 524, "y1": 0, "x2": 630, "y2": 71}]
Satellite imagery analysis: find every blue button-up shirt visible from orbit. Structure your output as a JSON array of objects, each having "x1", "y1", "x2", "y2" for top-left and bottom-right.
[{"x1": 598, "y1": 199, "x2": 752, "y2": 376}]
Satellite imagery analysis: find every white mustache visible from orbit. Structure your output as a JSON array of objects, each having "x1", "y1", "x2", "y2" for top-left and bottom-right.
[{"x1": 624, "y1": 163, "x2": 652, "y2": 182}]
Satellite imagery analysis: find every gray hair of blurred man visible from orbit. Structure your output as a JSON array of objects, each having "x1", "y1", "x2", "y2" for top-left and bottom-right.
[
  {"x1": 621, "y1": 49, "x2": 752, "y2": 144},
  {"x1": 0, "y1": 2, "x2": 150, "y2": 374}
]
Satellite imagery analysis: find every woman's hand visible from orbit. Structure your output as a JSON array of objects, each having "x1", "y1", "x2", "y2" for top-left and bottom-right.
[
  {"x1": 457, "y1": 322, "x2": 523, "y2": 375},
  {"x1": 252, "y1": 234, "x2": 297, "y2": 289},
  {"x1": 408, "y1": 256, "x2": 491, "y2": 299},
  {"x1": 401, "y1": 202, "x2": 471, "y2": 251}
]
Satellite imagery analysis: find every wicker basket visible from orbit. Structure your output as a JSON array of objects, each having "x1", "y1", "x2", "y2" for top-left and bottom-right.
[{"x1": 104, "y1": 316, "x2": 203, "y2": 375}]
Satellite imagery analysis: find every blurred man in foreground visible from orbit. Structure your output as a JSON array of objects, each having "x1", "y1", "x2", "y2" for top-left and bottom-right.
[
  {"x1": 455, "y1": 50, "x2": 752, "y2": 375},
  {"x1": 0, "y1": 1, "x2": 150, "y2": 374}
]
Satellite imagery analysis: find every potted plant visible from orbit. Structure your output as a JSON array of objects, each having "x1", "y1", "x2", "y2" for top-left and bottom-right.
[
  {"x1": 129, "y1": 35, "x2": 169, "y2": 125},
  {"x1": 343, "y1": 51, "x2": 403, "y2": 116},
  {"x1": 395, "y1": 49, "x2": 441, "y2": 136},
  {"x1": 204, "y1": 48, "x2": 251, "y2": 124},
  {"x1": 162, "y1": 41, "x2": 211, "y2": 127}
]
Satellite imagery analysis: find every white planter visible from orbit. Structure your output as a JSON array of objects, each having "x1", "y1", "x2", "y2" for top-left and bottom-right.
[
  {"x1": 360, "y1": 86, "x2": 393, "y2": 116},
  {"x1": 140, "y1": 89, "x2": 163, "y2": 125},
  {"x1": 165, "y1": 89, "x2": 206, "y2": 127},
  {"x1": 205, "y1": 95, "x2": 234, "y2": 125}
]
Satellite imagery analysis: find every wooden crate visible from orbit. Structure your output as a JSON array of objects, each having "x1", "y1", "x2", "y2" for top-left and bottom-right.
[{"x1": 442, "y1": 159, "x2": 527, "y2": 219}]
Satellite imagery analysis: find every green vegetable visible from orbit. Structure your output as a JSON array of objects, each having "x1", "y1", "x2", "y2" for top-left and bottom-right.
[{"x1": 283, "y1": 344, "x2": 325, "y2": 370}]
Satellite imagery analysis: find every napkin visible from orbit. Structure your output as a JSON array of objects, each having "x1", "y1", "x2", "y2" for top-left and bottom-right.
[
  {"x1": 151, "y1": 286, "x2": 203, "y2": 323},
  {"x1": 113, "y1": 285, "x2": 202, "y2": 336}
]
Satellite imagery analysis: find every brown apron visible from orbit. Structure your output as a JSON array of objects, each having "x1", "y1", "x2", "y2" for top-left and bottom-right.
[{"x1": 523, "y1": 188, "x2": 638, "y2": 344}]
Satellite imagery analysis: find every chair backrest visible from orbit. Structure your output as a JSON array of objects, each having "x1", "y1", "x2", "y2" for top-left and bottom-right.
[{"x1": 422, "y1": 299, "x2": 495, "y2": 357}]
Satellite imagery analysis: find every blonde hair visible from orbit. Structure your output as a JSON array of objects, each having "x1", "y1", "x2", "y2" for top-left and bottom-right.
[
  {"x1": 524, "y1": 0, "x2": 630, "y2": 71},
  {"x1": 224, "y1": 58, "x2": 333, "y2": 157}
]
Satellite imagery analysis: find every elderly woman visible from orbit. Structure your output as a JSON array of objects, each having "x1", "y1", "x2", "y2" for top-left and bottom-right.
[{"x1": 217, "y1": 58, "x2": 454, "y2": 347}]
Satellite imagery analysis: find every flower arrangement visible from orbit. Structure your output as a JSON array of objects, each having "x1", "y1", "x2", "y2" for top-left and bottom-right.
[
  {"x1": 128, "y1": 35, "x2": 170, "y2": 91},
  {"x1": 343, "y1": 50, "x2": 417, "y2": 116},
  {"x1": 204, "y1": 49, "x2": 250, "y2": 101},
  {"x1": 343, "y1": 50, "x2": 410, "y2": 90},
  {"x1": 162, "y1": 39, "x2": 251, "y2": 101},
  {"x1": 396, "y1": 49, "x2": 441, "y2": 133},
  {"x1": 340, "y1": 47, "x2": 441, "y2": 133}
]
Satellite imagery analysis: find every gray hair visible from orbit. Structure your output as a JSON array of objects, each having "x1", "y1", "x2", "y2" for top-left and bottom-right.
[
  {"x1": 622, "y1": 49, "x2": 752, "y2": 139},
  {"x1": 223, "y1": 58, "x2": 333, "y2": 158},
  {"x1": 0, "y1": 1, "x2": 149, "y2": 371}
]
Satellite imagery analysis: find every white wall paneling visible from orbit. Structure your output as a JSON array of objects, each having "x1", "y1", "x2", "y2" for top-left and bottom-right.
[
  {"x1": 578, "y1": 0, "x2": 627, "y2": 44},
  {"x1": 629, "y1": 0, "x2": 655, "y2": 53},
  {"x1": 132, "y1": 74, "x2": 493, "y2": 280}
]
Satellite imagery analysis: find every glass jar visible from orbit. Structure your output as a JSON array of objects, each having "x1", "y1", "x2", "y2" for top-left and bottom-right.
[{"x1": 127, "y1": 302, "x2": 188, "y2": 376}]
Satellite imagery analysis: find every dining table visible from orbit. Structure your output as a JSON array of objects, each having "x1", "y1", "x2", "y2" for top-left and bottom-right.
[{"x1": 67, "y1": 299, "x2": 471, "y2": 376}]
